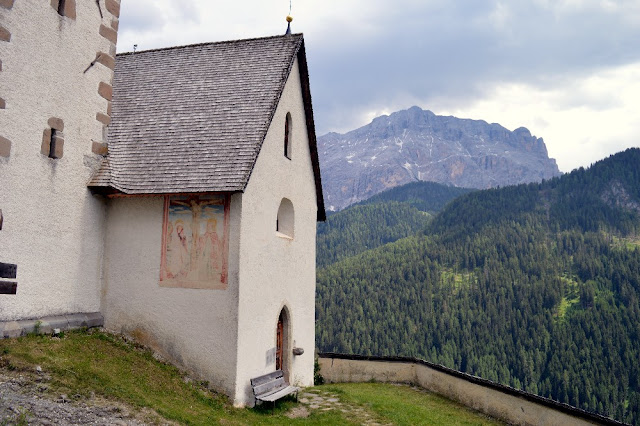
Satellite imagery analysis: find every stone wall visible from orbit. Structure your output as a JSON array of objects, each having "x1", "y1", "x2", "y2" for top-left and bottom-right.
[
  {"x1": 318, "y1": 353, "x2": 623, "y2": 426},
  {"x1": 0, "y1": 313, "x2": 103, "y2": 338}
]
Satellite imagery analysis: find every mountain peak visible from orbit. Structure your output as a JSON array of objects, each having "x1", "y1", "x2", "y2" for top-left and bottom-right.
[{"x1": 318, "y1": 108, "x2": 561, "y2": 211}]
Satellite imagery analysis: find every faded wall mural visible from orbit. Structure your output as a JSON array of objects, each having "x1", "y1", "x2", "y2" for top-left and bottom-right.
[{"x1": 160, "y1": 194, "x2": 229, "y2": 289}]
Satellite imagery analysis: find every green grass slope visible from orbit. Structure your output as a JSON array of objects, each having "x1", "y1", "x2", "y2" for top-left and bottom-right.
[{"x1": 0, "y1": 330, "x2": 501, "y2": 425}]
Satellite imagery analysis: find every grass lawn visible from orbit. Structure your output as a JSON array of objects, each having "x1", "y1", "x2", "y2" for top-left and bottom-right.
[
  {"x1": 321, "y1": 382, "x2": 503, "y2": 425},
  {"x1": 0, "y1": 329, "x2": 502, "y2": 425}
]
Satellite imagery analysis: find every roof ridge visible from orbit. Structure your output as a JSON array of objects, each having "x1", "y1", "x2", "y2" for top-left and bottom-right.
[{"x1": 116, "y1": 33, "x2": 304, "y2": 57}]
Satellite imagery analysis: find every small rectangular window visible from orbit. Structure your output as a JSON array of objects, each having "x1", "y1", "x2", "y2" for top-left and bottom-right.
[
  {"x1": 42, "y1": 118, "x2": 64, "y2": 159},
  {"x1": 49, "y1": 129, "x2": 58, "y2": 159},
  {"x1": 284, "y1": 113, "x2": 292, "y2": 159},
  {"x1": 51, "y1": 0, "x2": 75, "y2": 19}
]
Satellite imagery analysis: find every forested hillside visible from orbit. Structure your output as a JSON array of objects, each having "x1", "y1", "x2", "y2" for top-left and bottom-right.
[
  {"x1": 356, "y1": 181, "x2": 475, "y2": 213},
  {"x1": 317, "y1": 181, "x2": 471, "y2": 268},
  {"x1": 316, "y1": 148, "x2": 640, "y2": 424},
  {"x1": 317, "y1": 203, "x2": 431, "y2": 268}
]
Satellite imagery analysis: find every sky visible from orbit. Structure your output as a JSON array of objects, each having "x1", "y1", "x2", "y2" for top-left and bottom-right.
[{"x1": 117, "y1": 0, "x2": 640, "y2": 173}]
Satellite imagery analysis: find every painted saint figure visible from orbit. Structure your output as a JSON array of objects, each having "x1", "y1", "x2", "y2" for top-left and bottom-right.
[
  {"x1": 160, "y1": 194, "x2": 228, "y2": 289},
  {"x1": 166, "y1": 219, "x2": 189, "y2": 279},
  {"x1": 171, "y1": 196, "x2": 221, "y2": 274},
  {"x1": 161, "y1": 221, "x2": 174, "y2": 280},
  {"x1": 198, "y1": 218, "x2": 222, "y2": 280}
]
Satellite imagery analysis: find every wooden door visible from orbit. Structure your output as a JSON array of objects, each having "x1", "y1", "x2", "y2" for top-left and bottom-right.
[{"x1": 276, "y1": 313, "x2": 283, "y2": 370}]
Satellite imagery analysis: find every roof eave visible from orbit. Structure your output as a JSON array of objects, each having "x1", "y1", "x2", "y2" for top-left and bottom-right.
[
  {"x1": 296, "y1": 40, "x2": 326, "y2": 221},
  {"x1": 87, "y1": 184, "x2": 244, "y2": 198}
]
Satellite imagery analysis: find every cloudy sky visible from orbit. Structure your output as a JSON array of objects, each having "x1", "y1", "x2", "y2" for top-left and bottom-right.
[{"x1": 117, "y1": 0, "x2": 640, "y2": 172}]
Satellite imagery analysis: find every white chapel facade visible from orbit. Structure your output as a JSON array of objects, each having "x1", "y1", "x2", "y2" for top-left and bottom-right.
[{"x1": 0, "y1": 0, "x2": 324, "y2": 407}]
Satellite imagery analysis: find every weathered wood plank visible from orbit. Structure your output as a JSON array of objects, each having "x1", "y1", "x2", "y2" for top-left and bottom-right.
[
  {"x1": 0, "y1": 281, "x2": 17, "y2": 294},
  {"x1": 250, "y1": 370, "x2": 283, "y2": 387},
  {"x1": 253, "y1": 377, "x2": 285, "y2": 397},
  {"x1": 251, "y1": 369, "x2": 299, "y2": 404},
  {"x1": 259, "y1": 385, "x2": 299, "y2": 402}
]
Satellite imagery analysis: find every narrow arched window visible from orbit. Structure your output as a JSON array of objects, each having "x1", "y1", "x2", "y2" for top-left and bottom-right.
[
  {"x1": 276, "y1": 198, "x2": 294, "y2": 238},
  {"x1": 284, "y1": 112, "x2": 292, "y2": 159}
]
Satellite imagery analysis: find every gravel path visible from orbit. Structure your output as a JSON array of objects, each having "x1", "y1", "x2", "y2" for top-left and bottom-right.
[{"x1": 0, "y1": 371, "x2": 170, "y2": 425}]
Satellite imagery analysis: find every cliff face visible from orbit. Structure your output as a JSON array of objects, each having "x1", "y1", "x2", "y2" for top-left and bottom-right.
[{"x1": 318, "y1": 106, "x2": 561, "y2": 211}]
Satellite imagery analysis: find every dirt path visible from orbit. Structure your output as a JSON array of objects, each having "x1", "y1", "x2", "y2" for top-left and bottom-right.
[
  {"x1": 0, "y1": 372, "x2": 170, "y2": 425},
  {"x1": 289, "y1": 387, "x2": 391, "y2": 425}
]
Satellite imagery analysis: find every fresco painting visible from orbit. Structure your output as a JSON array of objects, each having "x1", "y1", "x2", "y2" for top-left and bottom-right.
[{"x1": 160, "y1": 194, "x2": 229, "y2": 289}]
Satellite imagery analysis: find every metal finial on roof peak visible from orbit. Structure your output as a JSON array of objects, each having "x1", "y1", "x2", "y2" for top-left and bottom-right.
[
  {"x1": 285, "y1": 0, "x2": 293, "y2": 35},
  {"x1": 285, "y1": 15, "x2": 293, "y2": 35}
]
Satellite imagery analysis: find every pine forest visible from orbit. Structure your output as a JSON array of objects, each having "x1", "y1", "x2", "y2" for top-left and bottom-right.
[{"x1": 316, "y1": 148, "x2": 640, "y2": 424}]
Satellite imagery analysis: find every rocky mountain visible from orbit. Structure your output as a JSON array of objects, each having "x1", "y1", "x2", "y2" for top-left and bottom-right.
[{"x1": 318, "y1": 106, "x2": 562, "y2": 211}]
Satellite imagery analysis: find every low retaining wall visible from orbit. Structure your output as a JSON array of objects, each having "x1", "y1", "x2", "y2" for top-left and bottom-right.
[
  {"x1": 318, "y1": 353, "x2": 624, "y2": 426},
  {"x1": 0, "y1": 312, "x2": 103, "y2": 338}
]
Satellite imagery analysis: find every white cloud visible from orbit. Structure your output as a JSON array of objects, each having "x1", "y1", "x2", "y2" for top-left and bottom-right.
[
  {"x1": 118, "y1": 0, "x2": 402, "y2": 53},
  {"x1": 118, "y1": 0, "x2": 290, "y2": 52},
  {"x1": 433, "y1": 62, "x2": 640, "y2": 172},
  {"x1": 487, "y1": 2, "x2": 512, "y2": 30}
]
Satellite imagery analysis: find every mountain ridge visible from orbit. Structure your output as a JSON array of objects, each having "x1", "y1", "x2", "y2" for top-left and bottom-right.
[
  {"x1": 319, "y1": 106, "x2": 561, "y2": 211},
  {"x1": 316, "y1": 180, "x2": 473, "y2": 268}
]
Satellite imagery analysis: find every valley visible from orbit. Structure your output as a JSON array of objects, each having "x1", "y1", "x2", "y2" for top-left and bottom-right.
[{"x1": 316, "y1": 148, "x2": 640, "y2": 424}]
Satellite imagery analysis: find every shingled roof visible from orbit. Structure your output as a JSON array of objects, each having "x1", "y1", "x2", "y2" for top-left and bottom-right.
[{"x1": 88, "y1": 34, "x2": 325, "y2": 221}]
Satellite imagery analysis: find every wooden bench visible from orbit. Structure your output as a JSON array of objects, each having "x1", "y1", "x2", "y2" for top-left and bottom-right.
[{"x1": 250, "y1": 369, "x2": 300, "y2": 406}]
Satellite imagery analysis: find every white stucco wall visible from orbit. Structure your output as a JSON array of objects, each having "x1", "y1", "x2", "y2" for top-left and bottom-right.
[
  {"x1": 0, "y1": 2, "x2": 114, "y2": 320},
  {"x1": 101, "y1": 195, "x2": 242, "y2": 396},
  {"x1": 233, "y1": 57, "x2": 318, "y2": 406}
]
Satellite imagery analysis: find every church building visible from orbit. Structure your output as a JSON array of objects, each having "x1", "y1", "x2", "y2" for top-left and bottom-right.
[{"x1": 0, "y1": 0, "x2": 324, "y2": 406}]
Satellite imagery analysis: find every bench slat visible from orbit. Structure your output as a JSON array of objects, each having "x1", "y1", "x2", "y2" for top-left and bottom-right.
[
  {"x1": 254, "y1": 377, "x2": 285, "y2": 397},
  {"x1": 250, "y1": 370, "x2": 283, "y2": 387},
  {"x1": 258, "y1": 385, "x2": 300, "y2": 402},
  {"x1": 251, "y1": 369, "x2": 299, "y2": 405}
]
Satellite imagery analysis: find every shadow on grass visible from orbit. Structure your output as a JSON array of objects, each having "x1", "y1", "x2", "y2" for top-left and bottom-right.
[{"x1": 251, "y1": 394, "x2": 299, "y2": 415}]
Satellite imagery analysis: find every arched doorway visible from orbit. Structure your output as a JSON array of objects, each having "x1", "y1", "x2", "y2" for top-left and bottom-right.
[{"x1": 276, "y1": 307, "x2": 291, "y2": 381}]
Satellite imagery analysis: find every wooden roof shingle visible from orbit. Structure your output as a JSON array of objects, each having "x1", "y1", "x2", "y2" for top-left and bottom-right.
[{"x1": 88, "y1": 34, "x2": 325, "y2": 221}]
